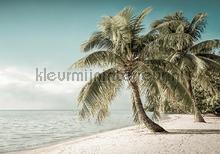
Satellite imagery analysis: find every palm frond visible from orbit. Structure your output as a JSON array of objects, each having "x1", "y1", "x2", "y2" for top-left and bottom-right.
[
  {"x1": 118, "y1": 7, "x2": 133, "y2": 21},
  {"x1": 96, "y1": 105, "x2": 109, "y2": 122},
  {"x1": 151, "y1": 11, "x2": 187, "y2": 29},
  {"x1": 155, "y1": 33, "x2": 193, "y2": 51},
  {"x1": 141, "y1": 30, "x2": 159, "y2": 43},
  {"x1": 170, "y1": 53, "x2": 208, "y2": 77},
  {"x1": 195, "y1": 74, "x2": 217, "y2": 96},
  {"x1": 98, "y1": 7, "x2": 134, "y2": 46},
  {"x1": 190, "y1": 40, "x2": 220, "y2": 54},
  {"x1": 188, "y1": 12, "x2": 207, "y2": 40},
  {"x1": 81, "y1": 31, "x2": 113, "y2": 52},
  {"x1": 143, "y1": 59, "x2": 182, "y2": 76},
  {"x1": 132, "y1": 7, "x2": 152, "y2": 31},
  {"x1": 141, "y1": 74, "x2": 162, "y2": 119},
  {"x1": 71, "y1": 50, "x2": 124, "y2": 68},
  {"x1": 136, "y1": 62, "x2": 193, "y2": 111},
  {"x1": 78, "y1": 67, "x2": 123, "y2": 121},
  {"x1": 176, "y1": 24, "x2": 185, "y2": 33},
  {"x1": 196, "y1": 53, "x2": 220, "y2": 64},
  {"x1": 144, "y1": 70, "x2": 192, "y2": 111},
  {"x1": 199, "y1": 56, "x2": 220, "y2": 72},
  {"x1": 140, "y1": 72, "x2": 160, "y2": 94}
]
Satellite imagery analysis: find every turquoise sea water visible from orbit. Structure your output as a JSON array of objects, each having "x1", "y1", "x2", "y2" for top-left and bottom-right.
[{"x1": 0, "y1": 110, "x2": 133, "y2": 153}]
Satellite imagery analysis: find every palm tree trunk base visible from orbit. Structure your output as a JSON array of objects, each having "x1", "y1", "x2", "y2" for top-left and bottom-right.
[
  {"x1": 143, "y1": 120, "x2": 168, "y2": 133},
  {"x1": 149, "y1": 128, "x2": 168, "y2": 133},
  {"x1": 194, "y1": 113, "x2": 206, "y2": 123},
  {"x1": 129, "y1": 80, "x2": 168, "y2": 133}
]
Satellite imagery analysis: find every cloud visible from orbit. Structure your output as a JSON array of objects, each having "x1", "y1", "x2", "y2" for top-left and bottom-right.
[
  {"x1": 0, "y1": 67, "x2": 83, "y2": 110},
  {"x1": 0, "y1": 67, "x2": 131, "y2": 110}
]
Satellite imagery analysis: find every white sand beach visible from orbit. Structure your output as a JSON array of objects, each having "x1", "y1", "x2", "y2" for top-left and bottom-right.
[{"x1": 16, "y1": 114, "x2": 220, "y2": 154}]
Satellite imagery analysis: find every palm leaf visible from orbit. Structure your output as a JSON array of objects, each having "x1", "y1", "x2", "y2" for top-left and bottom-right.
[
  {"x1": 132, "y1": 7, "x2": 152, "y2": 31},
  {"x1": 155, "y1": 33, "x2": 193, "y2": 51},
  {"x1": 71, "y1": 51, "x2": 123, "y2": 68},
  {"x1": 78, "y1": 67, "x2": 123, "y2": 121},
  {"x1": 144, "y1": 69, "x2": 192, "y2": 111},
  {"x1": 143, "y1": 59, "x2": 182, "y2": 76},
  {"x1": 170, "y1": 53, "x2": 207, "y2": 77},
  {"x1": 118, "y1": 7, "x2": 133, "y2": 21},
  {"x1": 81, "y1": 31, "x2": 113, "y2": 52},
  {"x1": 151, "y1": 11, "x2": 187, "y2": 29},
  {"x1": 190, "y1": 40, "x2": 220, "y2": 54},
  {"x1": 199, "y1": 56, "x2": 220, "y2": 72},
  {"x1": 136, "y1": 61, "x2": 193, "y2": 111},
  {"x1": 188, "y1": 12, "x2": 207, "y2": 40},
  {"x1": 196, "y1": 53, "x2": 220, "y2": 64},
  {"x1": 96, "y1": 105, "x2": 109, "y2": 122}
]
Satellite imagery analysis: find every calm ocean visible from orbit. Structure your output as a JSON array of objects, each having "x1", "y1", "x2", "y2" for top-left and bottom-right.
[{"x1": 0, "y1": 110, "x2": 133, "y2": 153}]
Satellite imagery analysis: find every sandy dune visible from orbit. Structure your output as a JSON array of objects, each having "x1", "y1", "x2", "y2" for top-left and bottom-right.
[{"x1": 16, "y1": 114, "x2": 220, "y2": 154}]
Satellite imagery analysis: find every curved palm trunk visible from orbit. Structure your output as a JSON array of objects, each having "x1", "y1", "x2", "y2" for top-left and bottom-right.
[
  {"x1": 193, "y1": 102, "x2": 206, "y2": 122},
  {"x1": 187, "y1": 79, "x2": 206, "y2": 123},
  {"x1": 129, "y1": 80, "x2": 167, "y2": 133}
]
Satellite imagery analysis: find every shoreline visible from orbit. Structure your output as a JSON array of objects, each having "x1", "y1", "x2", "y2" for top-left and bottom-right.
[
  {"x1": 9, "y1": 114, "x2": 220, "y2": 154},
  {"x1": 7, "y1": 124, "x2": 133, "y2": 154},
  {"x1": 10, "y1": 126, "x2": 138, "y2": 154}
]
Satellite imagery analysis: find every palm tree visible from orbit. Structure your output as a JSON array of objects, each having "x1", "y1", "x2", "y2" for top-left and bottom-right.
[
  {"x1": 193, "y1": 71, "x2": 220, "y2": 115},
  {"x1": 149, "y1": 11, "x2": 220, "y2": 122},
  {"x1": 71, "y1": 7, "x2": 192, "y2": 132}
]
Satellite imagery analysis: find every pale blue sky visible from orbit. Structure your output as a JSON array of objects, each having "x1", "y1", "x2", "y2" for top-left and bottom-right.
[
  {"x1": 0, "y1": 0, "x2": 220, "y2": 69},
  {"x1": 0, "y1": 0, "x2": 219, "y2": 109}
]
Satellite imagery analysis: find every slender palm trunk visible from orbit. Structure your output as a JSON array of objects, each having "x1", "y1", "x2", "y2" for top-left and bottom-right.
[
  {"x1": 187, "y1": 79, "x2": 206, "y2": 123},
  {"x1": 129, "y1": 80, "x2": 167, "y2": 133}
]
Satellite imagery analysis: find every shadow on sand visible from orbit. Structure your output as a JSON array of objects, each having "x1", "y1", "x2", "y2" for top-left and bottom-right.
[{"x1": 167, "y1": 129, "x2": 220, "y2": 134}]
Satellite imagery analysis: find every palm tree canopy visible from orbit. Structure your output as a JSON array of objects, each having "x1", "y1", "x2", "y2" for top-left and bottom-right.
[
  {"x1": 151, "y1": 11, "x2": 207, "y2": 41},
  {"x1": 72, "y1": 7, "x2": 193, "y2": 122},
  {"x1": 150, "y1": 11, "x2": 220, "y2": 76},
  {"x1": 148, "y1": 11, "x2": 220, "y2": 117}
]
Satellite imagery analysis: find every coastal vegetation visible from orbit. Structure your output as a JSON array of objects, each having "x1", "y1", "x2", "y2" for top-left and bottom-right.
[
  {"x1": 72, "y1": 7, "x2": 220, "y2": 132},
  {"x1": 146, "y1": 12, "x2": 220, "y2": 122}
]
